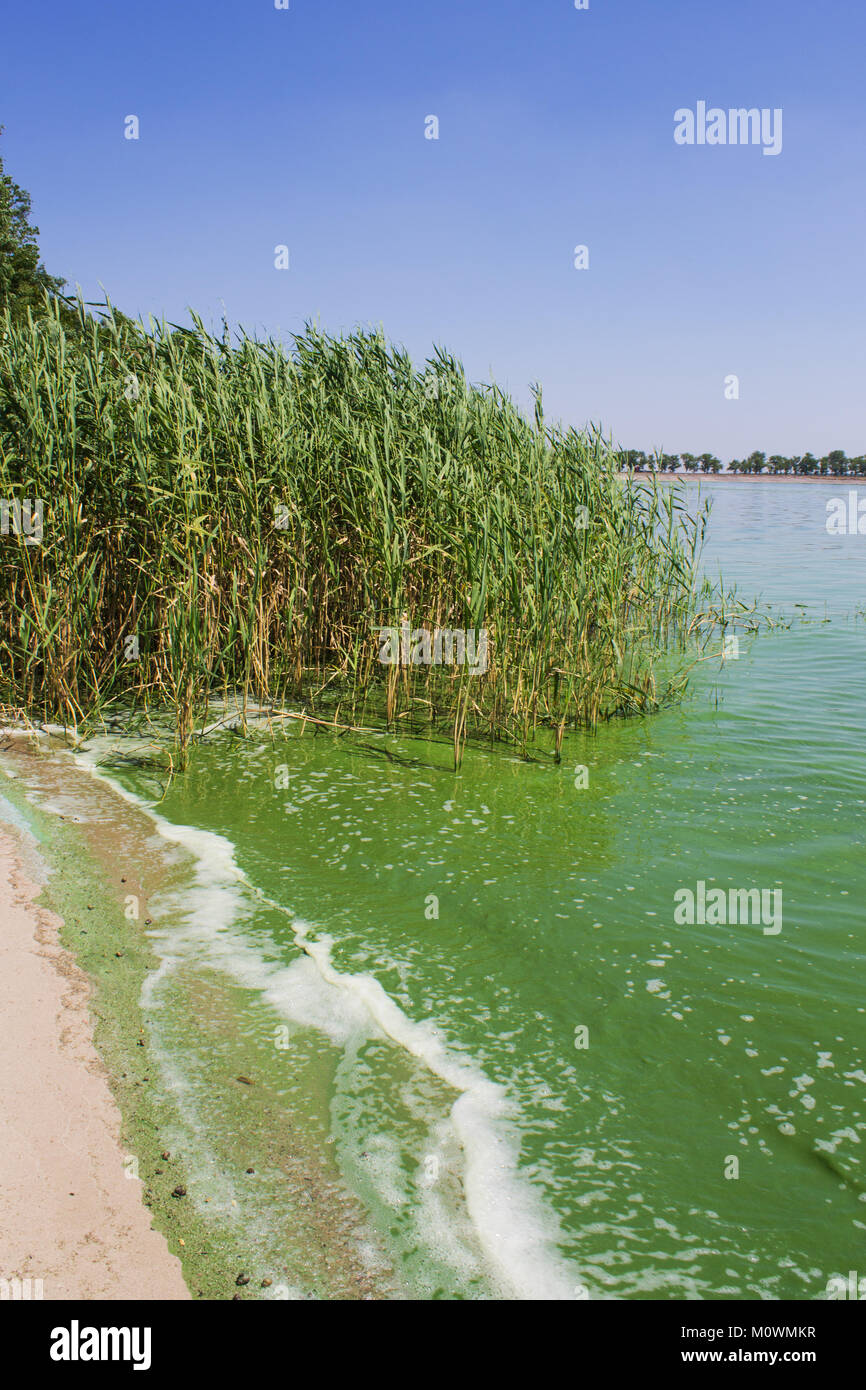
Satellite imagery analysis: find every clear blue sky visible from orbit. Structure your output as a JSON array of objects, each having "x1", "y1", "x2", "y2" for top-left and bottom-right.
[{"x1": 3, "y1": 0, "x2": 864, "y2": 459}]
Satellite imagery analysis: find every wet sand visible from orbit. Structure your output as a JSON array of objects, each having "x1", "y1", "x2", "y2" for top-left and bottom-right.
[{"x1": 0, "y1": 828, "x2": 189, "y2": 1300}]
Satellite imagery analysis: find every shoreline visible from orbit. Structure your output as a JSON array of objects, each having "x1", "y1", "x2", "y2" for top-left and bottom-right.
[
  {"x1": 0, "y1": 735, "x2": 394, "y2": 1300},
  {"x1": 0, "y1": 823, "x2": 189, "y2": 1300},
  {"x1": 621, "y1": 472, "x2": 866, "y2": 483}
]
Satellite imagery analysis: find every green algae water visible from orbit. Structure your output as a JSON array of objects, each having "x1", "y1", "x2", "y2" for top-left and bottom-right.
[{"x1": 11, "y1": 480, "x2": 866, "y2": 1299}]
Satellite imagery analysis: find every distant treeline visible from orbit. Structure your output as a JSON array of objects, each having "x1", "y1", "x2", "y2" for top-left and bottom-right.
[{"x1": 620, "y1": 450, "x2": 866, "y2": 477}]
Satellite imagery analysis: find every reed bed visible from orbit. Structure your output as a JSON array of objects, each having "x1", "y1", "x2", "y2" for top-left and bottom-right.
[{"x1": 0, "y1": 297, "x2": 717, "y2": 766}]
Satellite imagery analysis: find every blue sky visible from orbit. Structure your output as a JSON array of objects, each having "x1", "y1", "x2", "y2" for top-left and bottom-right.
[{"x1": 3, "y1": 0, "x2": 865, "y2": 458}]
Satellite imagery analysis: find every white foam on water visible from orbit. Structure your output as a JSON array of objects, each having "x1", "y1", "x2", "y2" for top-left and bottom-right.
[
  {"x1": 292, "y1": 921, "x2": 578, "y2": 1300},
  {"x1": 410, "y1": 1118, "x2": 486, "y2": 1287},
  {"x1": 69, "y1": 739, "x2": 581, "y2": 1300},
  {"x1": 263, "y1": 955, "x2": 370, "y2": 1046}
]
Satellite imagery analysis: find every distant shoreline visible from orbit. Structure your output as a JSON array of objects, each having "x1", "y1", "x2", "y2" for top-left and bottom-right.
[{"x1": 621, "y1": 472, "x2": 866, "y2": 484}]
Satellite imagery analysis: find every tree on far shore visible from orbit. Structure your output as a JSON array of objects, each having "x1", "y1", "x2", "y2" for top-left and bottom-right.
[
  {"x1": 621, "y1": 447, "x2": 864, "y2": 477},
  {"x1": 823, "y1": 450, "x2": 849, "y2": 476}
]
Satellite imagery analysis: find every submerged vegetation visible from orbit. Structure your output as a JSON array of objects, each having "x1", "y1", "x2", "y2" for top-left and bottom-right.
[{"x1": 0, "y1": 297, "x2": 730, "y2": 767}]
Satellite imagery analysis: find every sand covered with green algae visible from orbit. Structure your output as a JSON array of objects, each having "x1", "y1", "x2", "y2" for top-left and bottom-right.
[
  {"x1": 0, "y1": 733, "x2": 392, "y2": 1300},
  {"x1": 0, "y1": 818, "x2": 188, "y2": 1300}
]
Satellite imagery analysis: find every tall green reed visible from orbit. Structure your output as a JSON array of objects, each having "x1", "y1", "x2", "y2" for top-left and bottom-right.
[{"x1": 0, "y1": 297, "x2": 716, "y2": 766}]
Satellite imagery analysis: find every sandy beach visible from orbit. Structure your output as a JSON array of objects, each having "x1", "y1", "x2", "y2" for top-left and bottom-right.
[{"x1": 0, "y1": 827, "x2": 189, "y2": 1300}]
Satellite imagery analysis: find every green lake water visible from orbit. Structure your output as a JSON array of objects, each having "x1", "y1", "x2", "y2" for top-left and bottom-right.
[{"x1": 52, "y1": 481, "x2": 866, "y2": 1298}]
